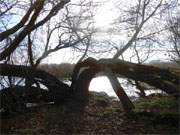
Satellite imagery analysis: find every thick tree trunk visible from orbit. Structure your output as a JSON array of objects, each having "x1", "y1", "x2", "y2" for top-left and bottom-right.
[
  {"x1": 105, "y1": 68, "x2": 135, "y2": 112},
  {"x1": 68, "y1": 68, "x2": 97, "y2": 111}
]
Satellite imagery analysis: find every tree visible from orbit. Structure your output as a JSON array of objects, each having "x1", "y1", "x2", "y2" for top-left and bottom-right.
[
  {"x1": 0, "y1": 0, "x2": 96, "y2": 88},
  {"x1": 167, "y1": 13, "x2": 180, "y2": 64},
  {"x1": 26, "y1": 1, "x2": 96, "y2": 67},
  {"x1": 0, "y1": 0, "x2": 179, "y2": 114},
  {"x1": 0, "y1": 0, "x2": 98, "y2": 113},
  {"x1": 96, "y1": 0, "x2": 178, "y2": 62},
  {"x1": 0, "y1": 0, "x2": 69, "y2": 60},
  {"x1": 70, "y1": 57, "x2": 179, "y2": 112},
  {"x1": 0, "y1": 0, "x2": 96, "y2": 64},
  {"x1": 93, "y1": 0, "x2": 179, "y2": 98}
]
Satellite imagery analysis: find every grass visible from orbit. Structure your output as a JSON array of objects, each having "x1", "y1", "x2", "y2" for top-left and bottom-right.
[
  {"x1": 1, "y1": 92, "x2": 179, "y2": 134},
  {"x1": 134, "y1": 95, "x2": 179, "y2": 112},
  {"x1": 131, "y1": 95, "x2": 179, "y2": 127}
]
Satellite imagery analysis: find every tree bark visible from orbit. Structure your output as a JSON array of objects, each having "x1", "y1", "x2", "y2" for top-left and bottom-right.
[
  {"x1": 69, "y1": 68, "x2": 97, "y2": 110},
  {"x1": 105, "y1": 68, "x2": 135, "y2": 112}
]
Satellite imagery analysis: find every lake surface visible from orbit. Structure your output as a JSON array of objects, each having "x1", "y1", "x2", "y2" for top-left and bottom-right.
[
  {"x1": 89, "y1": 76, "x2": 138, "y2": 98},
  {"x1": 89, "y1": 76, "x2": 163, "y2": 99}
]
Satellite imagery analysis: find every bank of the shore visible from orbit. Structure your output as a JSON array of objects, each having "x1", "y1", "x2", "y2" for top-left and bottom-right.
[{"x1": 1, "y1": 91, "x2": 179, "y2": 134}]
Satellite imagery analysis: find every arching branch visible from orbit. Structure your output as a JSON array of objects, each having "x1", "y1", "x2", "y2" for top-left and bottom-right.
[{"x1": 0, "y1": 64, "x2": 70, "y2": 103}]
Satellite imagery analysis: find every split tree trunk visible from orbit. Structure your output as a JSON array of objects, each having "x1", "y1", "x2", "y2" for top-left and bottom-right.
[
  {"x1": 71, "y1": 58, "x2": 179, "y2": 112},
  {"x1": 72, "y1": 58, "x2": 179, "y2": 95}
]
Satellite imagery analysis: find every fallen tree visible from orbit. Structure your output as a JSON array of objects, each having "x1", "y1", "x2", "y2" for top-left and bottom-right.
[
  {"x1": 0, "y1": 58, "x2": 179, "y2": 113},
  {"x1": 71, "y1": 58, "x2": 179, "y2": 95},
  {"x1": 71, "y1": 58, "x2": 179, "y2": 112}
]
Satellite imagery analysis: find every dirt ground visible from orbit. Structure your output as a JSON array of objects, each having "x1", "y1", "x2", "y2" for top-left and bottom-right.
[{"x1": 1, "y1": 93, "x2": 179, "y2": 134}]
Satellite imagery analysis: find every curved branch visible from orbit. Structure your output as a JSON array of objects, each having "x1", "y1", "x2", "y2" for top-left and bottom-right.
[
  {"x1": 0, "y1": 0, "x2": 40, "y2": 41},
  {"x1": 0, "y1": 64, "x2": 70, "y2": 103},
  {"x1": 0, "y1": 0, "x2": 70, "y2": 61}
]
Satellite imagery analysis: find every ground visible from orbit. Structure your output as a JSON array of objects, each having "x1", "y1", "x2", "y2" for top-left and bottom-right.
[{"x1": 1, "y1": 92, "x2": 179, "y2": 134}]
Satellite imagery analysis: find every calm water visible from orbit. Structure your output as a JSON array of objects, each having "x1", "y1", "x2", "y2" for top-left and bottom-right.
[
  {"x1": 89, "y1": 76, "x2": 138, "y2": 98},
  {"x1": 89, "y1": 76, "x2": 163, "y2": 98}
]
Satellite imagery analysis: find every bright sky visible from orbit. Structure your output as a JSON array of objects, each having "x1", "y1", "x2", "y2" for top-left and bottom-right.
[
  {"x1": 45, "y1": 1, "x2": 119, "y2": 64},
  {"x1": 0, "y1": 0, "x2": 173, "y2": 64},
  {"x1": 45, "y1": 0, "x2": 172, "y2": 64},
  {"x1": 94, "y1": 1, "x2": 118, "y2": 28}
]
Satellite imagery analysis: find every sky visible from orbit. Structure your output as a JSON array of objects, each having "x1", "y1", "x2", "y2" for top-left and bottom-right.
[
  {"x1": 94, "y1": 0, "x2": 118, "y2": 28},
  {"x1": 0, "y1": 0, "x2": 174, "y2": 64},
  {"x1": 45, "y1": 0, "x2": 120, "y2": 64},
  {"x1": 44, "y1": 0, "x2": 173, "y2": 64}
]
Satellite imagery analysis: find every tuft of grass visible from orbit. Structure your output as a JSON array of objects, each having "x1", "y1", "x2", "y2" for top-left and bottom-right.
[
  {"x1": 89, "y1": 92, "x2": 111, "y2": 107},
  {"x1": 134, "y1": 96, "x2": 179, "y2": 111}
]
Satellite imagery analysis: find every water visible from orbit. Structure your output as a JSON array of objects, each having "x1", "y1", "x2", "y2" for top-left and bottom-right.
[
  {"x1": 89, "y1": 76, "x2": 164, "y2": 99},
  {"x1": 0, "y1": 76, "x2": 163, "y2": 99},
  {"x1": 89, "y1": 76, "x2": 138, "y2": 98}
]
